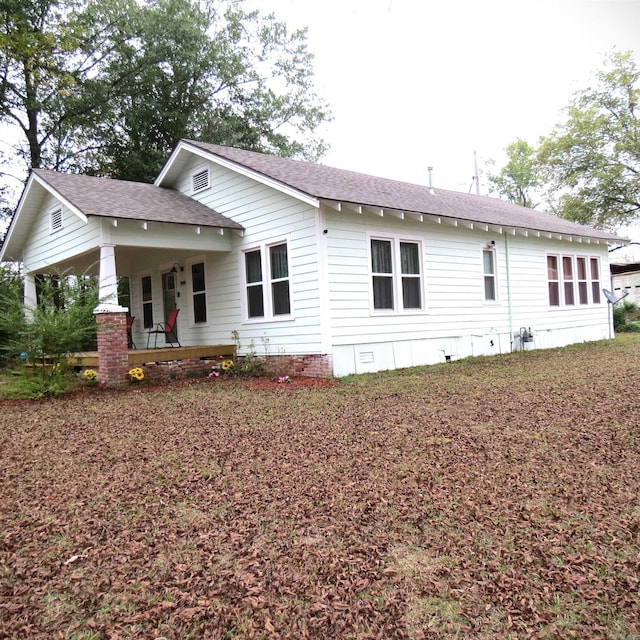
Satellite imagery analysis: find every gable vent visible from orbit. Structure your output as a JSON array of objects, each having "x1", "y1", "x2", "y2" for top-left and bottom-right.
[
  {"x1": 50, "y1": 208, "x2": 63, "y2": 233},
  {"x1": 192, "y1": 168, "x2": 210, "y2": 193}
]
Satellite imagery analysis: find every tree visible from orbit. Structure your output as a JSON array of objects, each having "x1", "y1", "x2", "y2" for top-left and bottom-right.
[
  {"x1": 487, "y1": 139, "x2": 542, "y2": 209},
  {"x1": 538, "y1": 49, "x2": 640, "y2": 230},
  {"x1": 0, "y1": 0, "x2": 330, "y2": 189}
]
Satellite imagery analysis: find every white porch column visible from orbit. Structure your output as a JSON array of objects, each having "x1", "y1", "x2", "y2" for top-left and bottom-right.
[
  {"x1": 24, "y1": 272, "x2": 37, "y2": 317},
  {"x1": 94, "y1": 244, "x2": 127, "y2": 313}
]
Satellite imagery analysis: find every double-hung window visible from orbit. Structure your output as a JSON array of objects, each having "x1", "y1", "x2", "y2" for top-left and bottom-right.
[
  {"x1": 269, "y1": 243, "x2": 291, "y2": 316},
  {"x1": 576, "y1": 257, "x2": 588, "y2": 304},
  {"x1": 370, "y1": 237, "x2": 423, "y2": 311},
  {"x1": 244, "y1": 241, "x2": 291, "y2": 319},
  {"x1": 141, "y1": 275, "x2": 153, "y2": 328},
  {"x1": 590, "y1": 258, "x2": 601, "y2": 304},
  {"x1": 547, "y1": 254, "x2": 601, "y2": 306},
  {"x1": 563, "y1": 256, "x2": 575, "y2": 305},
  {"x1": 483, "y1": 249, "x2": 497, "y2": 301},
  {"x1": 547, "y1": 256, "x2": 560, "y2": 306},
  {"x1": 191, "y1": 262, "x2": 207, "y2": 324}
]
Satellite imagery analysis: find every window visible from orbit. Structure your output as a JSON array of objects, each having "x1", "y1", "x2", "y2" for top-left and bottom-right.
[
  {"x1": 141, "y1": 275, "x2": 153, "y2": 328},
  {"x1": 192, "y1": 167, "x2": 210, "y2": 193},
  {"x1": 50, "y1": 208, "x2": 63, "y2": 233},
  {"x1": 590, "y1": 258, "x2": 601, "y2": 304},
  {"x1": 401, "y1": 242, "x2": 422, "y2": 308},
  {"x1": 370, "y1": 237, "x2": 423, "y2": 311},
  {"x1": 191, "y1": 262, "x2": 207, "y2": 324},
  {"x1": 547, "y1": 255, "x2": 560, "y2": 306},
  {"x1": 563, "y1": 256, "x2": 575, "y2": 305},
  {"x1": 483, "y1": 249, "x2": 496, "y2": 301},
  {"x1": 245, "y1": 250, "x2": 264, "y2": 318},
  {"x1": 244, "y1": 241, "x2": 291, "y2": 320},
  {"x1": 269, "y1": 243, "x2": 290, "y2": 316},
  {"x1": 371, "y1": 239, "x2": 394, "y2": 309},
  {"x1": 576, "y1": 257, "x2": 588, "y2": 304},
  {"x1": 548, "y1": 254, "x2": 602, "y2": 307}
]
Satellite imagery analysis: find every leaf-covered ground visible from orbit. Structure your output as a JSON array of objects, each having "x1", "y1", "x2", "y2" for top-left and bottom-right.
[{"x1": 1, "y1": 337, "x2": 639, "y2": 639}]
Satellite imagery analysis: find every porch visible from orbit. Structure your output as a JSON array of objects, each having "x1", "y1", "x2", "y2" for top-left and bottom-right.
[{"x1": 67, "y1": 344, "x2": 236, "y2": 380}]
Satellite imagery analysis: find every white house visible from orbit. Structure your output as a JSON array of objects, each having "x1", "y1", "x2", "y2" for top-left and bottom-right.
[{"x1": 0, "y1": 140, "x2": 627, "y2": 380}]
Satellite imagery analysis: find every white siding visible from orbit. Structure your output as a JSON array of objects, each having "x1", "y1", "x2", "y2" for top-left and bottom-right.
[
  {"x1": 612, "y1": 270, "x2": 640, "y2": 304},
  {"x1": 150, "y1": 156, "x2": 323, "y2": 356},
  {"x1": 22, "y1": 195, "x2": 101, "y2": 272},
  {"x1": 323, "y1": 208, "x2": 611, "y2": 376}
]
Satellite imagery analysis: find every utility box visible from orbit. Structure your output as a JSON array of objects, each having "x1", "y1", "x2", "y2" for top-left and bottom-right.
[{"x1": 514, "y1": 327, "x2": 535, "y2": 351}]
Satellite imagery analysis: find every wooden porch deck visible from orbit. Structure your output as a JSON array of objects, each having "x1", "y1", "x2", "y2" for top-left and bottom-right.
[{"x1": 67, "y1": 344, "x2": 236, "y2": 368}]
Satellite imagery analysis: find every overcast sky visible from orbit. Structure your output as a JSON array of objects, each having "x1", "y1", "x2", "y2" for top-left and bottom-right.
[{"x1": 247, "y1": 0, "x2": 640, "y2": 195}]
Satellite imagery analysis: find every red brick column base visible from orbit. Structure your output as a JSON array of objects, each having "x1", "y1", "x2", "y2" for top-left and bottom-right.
[{"x1": 95, "y1": 311, "x2": 129, "y2": 385}]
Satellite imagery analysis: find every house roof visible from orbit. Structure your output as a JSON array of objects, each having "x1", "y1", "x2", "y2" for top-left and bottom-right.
[
  {"x1": 0, "y1": 169, "x2": 242, "y2": 261},
  {"x1": 175, "y1": 140, "x2": 625, "y2": 244},
  {"x1": 31, "y1": 169, "x2": 242, "y2": 229}
]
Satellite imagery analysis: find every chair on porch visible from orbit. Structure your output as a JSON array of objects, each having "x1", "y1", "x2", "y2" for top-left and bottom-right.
[
  {"x1": 126, "y1": 316, "x2": 136, "y2": 349},
  {"x1": 146, "y1": 308, "x2": 181, "y2": 348}
]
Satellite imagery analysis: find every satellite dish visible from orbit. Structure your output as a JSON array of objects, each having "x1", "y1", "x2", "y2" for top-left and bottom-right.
[{"x1": 603, "y1": 288, "x2": 629, "y2": 304}]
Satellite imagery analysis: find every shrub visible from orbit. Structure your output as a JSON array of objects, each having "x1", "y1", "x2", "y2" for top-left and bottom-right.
[
  {"x1": 19, "y1": 269, "x2": 100, "y2": 365},
  {"x1": 229, "y1": 331, "x2": 266, "y2": 378},
  {"x1": 0, "y1": 266, "x2": 26, "y2": 365},
  {"x1": 614, "y1": 299, "x2": 639, "y2": 332}
]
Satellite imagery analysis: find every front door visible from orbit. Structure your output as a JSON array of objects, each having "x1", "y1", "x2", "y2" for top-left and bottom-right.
[{"x1": 161, "y1": 271, "x2": 178, "y2": 344}]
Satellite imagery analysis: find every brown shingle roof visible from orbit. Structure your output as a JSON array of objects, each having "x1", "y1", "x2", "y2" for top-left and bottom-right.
[
  {"x1": 33, "y1": 169, "x2": 242, "y2": 229},
  {"x1": 185, "y1": 140, "x2": 622, "y2": 242}
]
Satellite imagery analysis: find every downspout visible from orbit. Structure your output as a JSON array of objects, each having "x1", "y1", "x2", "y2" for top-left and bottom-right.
[{"x1": 504, "y1": 233, "x2": 514, "y2": 352}]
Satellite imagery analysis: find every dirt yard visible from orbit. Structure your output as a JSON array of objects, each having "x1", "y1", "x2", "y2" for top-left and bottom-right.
[{"x1": 1, "y1": 337, "x2": 639, "y2": 639}]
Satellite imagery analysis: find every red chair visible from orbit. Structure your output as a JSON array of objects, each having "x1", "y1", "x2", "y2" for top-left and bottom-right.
[
  {"x1": 126, "y1": 315, "x2": 136, "y2": 349},
  {"x1": 146, "y1": 308, "x2": 181, "y2": 348}
]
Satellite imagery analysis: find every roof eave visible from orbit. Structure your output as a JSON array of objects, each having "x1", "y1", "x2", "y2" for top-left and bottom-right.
[{"x1": 319, "y1": 198, "x2": 627, "y2": 245}]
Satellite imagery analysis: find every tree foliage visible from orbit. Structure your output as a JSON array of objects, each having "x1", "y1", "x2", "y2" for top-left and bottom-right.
[
  {"x1": 0, "y1": 0, "x2": 330, "y2": 188},
  {"x1": 486, "y1": 139, "x2": 542, "y2": 209},
  {"x1": 538, "y1": 50, "x2": 640, "y2": 230}
]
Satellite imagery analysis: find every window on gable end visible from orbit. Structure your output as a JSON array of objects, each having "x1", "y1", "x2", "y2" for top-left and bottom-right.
[
  {"x1": 50, "y1": 208, "x2": 63, "y2": 233},
  {"x1": 192, "y1": 167, "x2": 210, "y2": 193}
]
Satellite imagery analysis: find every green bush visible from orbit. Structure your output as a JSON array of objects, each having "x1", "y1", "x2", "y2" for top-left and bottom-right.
[
  {"x1": 6, "y1": 365, "x2": 77, "y2": 399},
  {"x1": 19, "y1": 270, "x2": 100, "y2": 365},
  {"x1": 614, "y1": 299, "x2": 639, "y2": 332},
  {"x1": 0, "y1": 266, "x2": 26, "y2": 364}
]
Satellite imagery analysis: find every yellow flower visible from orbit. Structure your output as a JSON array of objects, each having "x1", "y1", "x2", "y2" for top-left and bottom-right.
[
  {"x1": 83, "y1": 369, "x2": 98, "y2": 381},
  {"x1": 128, "y1": 367, "x2": 145, "y2": 382},
  {"x1": 221, "y1": 359, "x2": 234, "y2": 371}
]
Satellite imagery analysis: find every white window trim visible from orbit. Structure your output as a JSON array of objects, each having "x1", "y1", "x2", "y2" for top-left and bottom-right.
[
  {"x1": 547, "y1": 253, "x2": 602, "y2": 307},
  {"x1": 191, "y1": 165, "x2": 210, "y2": 194},
  {"x1": 367, "y1": 233, "x2": 426, "y2": 315},
  {"x1": 241, "y1": 239, "x2": 294, "y2": 322},
  {"x1": 187, "y1": 256, "x2": 209, "y2": 326},
  {"x1": 482, "y1": 246, "x2": 499, "y2": 304}
]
